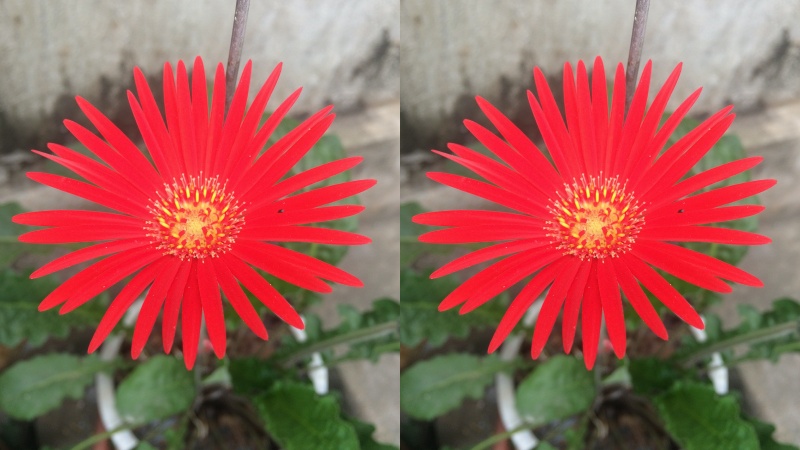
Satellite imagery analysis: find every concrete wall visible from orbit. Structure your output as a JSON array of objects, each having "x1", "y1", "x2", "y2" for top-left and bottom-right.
[
  {"x1": 401, "y1": 0, "x2": 800, "y2": 151},
  {"x1": 0, "y1": 0, "x2": 399, "y2": 153}
]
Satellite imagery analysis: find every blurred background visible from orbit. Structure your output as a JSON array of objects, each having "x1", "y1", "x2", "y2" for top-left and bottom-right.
[
  {"x1": 0, "y1": 0, "x2": 399, "y2": 447},
  {"x1": 401, "y1": 0, "x2": 800, "y2": 446}
]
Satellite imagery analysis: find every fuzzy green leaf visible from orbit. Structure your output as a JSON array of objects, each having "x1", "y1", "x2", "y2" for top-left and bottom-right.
[
  {"x1": 746, "y1": 416, "x2": 799, "y2": 450},
  {"x1": 677, "y1": 298, "x2": 800, "y2": 365},
  {"x1": 654, "y1": 382, "x2": 759, "y2": 450},
  {"x1": 400, "y1": 268, "x2": 505, "y2": 348},
  {"x1": 276, "y1": 299, "x2": 399, "y2": 365},
  {"x1": 400, "y1": 353, "x2": 512, "y2": 420},
  {"x1": 400, "y1": 202, "x2": 455, "y2": 266},
  {"x1": 0, "y1": 353, "x2": 113, "y2": 420},
  {"x1": 254, "y1": 382, "x2": 359, "y2": 450},
  {"x1": 0, "y1": 203, "x2": 52, "y2": 267},
  {"x1": 347, "y1": 416, "x2": 399, "y2": 450},
  {"x1": 515, "y1": 355, "x2": 595, "y2": 425},
  {"x1": 116, "y1": 355, "x2": 195, "y2": 423},
  {"x1": 0, "y1": 270, "x2": 104, "y2": 348}
]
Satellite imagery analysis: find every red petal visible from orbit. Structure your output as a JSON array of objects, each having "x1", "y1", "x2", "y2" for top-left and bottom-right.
[
  {"x1": 487, "y1": 259, "x2": 564, "y2": 353},
  {"x1": 74, "y1": 98, "x2": 161, "y2": 190},
  {"x1": 419, "y1": 224, "x2": 545, "y2": 244},
  {"x1": 87, "y1": 260, "x2": 162, "y2": 354},
  {"x1": 212, "y1": 257, "x2": 268, "y2": 339},
  {"x1": 562, "y1": 261, "x2": 593, "y2": 353},
  {"x1": 647, "y1": 204, "x2": 765, "y2": 226},
  {"x1": 426, "y1": 171, "x2": 545, "y2": 218},
  {"x1": 248, "y1": 205, "x2": 365, "y2": 227},
  {"x1": 232, "y1": 245, "x2": 333, "y2": 293},
  {"x1": 20, "y1": 224, "x2": 145, "y2": 244},
  {"x1": 162, "y1": 260, "x2": 193, "y2": 353},
  {"x1": 431, "y1": 238, "x2": 548, "y2": 278},
  {"x1": 671, "y1": 179, "x2": 776, "y2": 211},
  {"x1": 580, "y1": 269, "x2": 603, "y2": 369},
  {"x1": 413, "y1": 210, "x2": 539, "y2": 228},
  {"x1": 611, "y1": 258, "x2": 668, "y2": 339},
  {"x1": 632, "y1": 244, "x2": 732, "y2": 293},
  {"x1": 621, "y1": 254, "x2": 703, "y2": 329},
  {"x1": 31, "y1": 238, "x2": 150, "y2": 279},
  {"x1": 637, "y1": 240, "x2": 762, "y2": 287},
  {"x1": 197, "y1": 260, "x2": 226, "y2": 359},
  {"x1": 530, "y1": 258, "x2": 582, "y2": 358},
  {"x1": 640, "y1": 225, "x2": 771, "y2": 245},
  {"x1": 440, "y1": 247, "x2": 559, "y2": 311},
  {"x1": 239, "y1": 225, "x2": 371, "y2": 245},
  {"x1": 38, "y1": 246, "x2": 155, "y2": 311},
  {"x1": 234, "y1": 241, "x2": 362, "y2": 286},
  {"x1": 222, "y1": 254, "x2": 303, "y2": 329},
  {"x1": 475, "y1": 96, "x2": 561, "y2": 191},
  {"x1": 131, "y1": 258, "x2": 183, "y2": 358},
  {"x1": 647, "y1": 157, "x2": 764, "y2": 210},
  {"x1": 27, "y1": 172, "x2": 147, "y2": 217},
  {"x1": 254, "y1": 179, "x2": 376, "y2": 213},
  {"x1": 59, "y1": 250, "x2": 162, "y2": 314},
  {"x1": 262, "y1": 156, "x2": 364, "y2": 203},
  {"x1": 181, "y1": 264, "x2": 203, "y2": 369},
  {"x1": 596, "y1": 261, "x2": 626, "y2": 359}
]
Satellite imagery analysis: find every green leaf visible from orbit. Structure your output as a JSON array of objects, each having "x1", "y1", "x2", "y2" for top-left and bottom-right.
[
  {"x1": 676, "y1": 298, "x2": 800, "y2": 365},
  {"x1": 116, "y1": 355, "x2": 195, "y2": 423},
  {"x1": 654, "y1": 382, "x2": 759, "y2": 450},
  {"x1": 229, "y1": 357, "x2": 287, "y2": 395},
  {"x1": 400, "y1": 268, "x2": 505, "y2": 348},
  {"x1": 254, "y1": 382, "x2": 359, "y2": 450},
  {"x1": 400, "y1": 353, "x2": 512, "y2": 420},
  {"x1": 745, "y1": 416, "x2": 799, "y2": 450},
  {"x1": 275, "y1": 298, "x2": 399, "y2": 365},
  {"x1": 346, "y1": 416, "x2": 399, "y2": 450},
  {"x1": 0, "y1": 202, "x2": 52, "y2": 267},
  {"x1": 629, "y1": 357, "x2": 687, "y2": 396},
  {"x1": 0, "y1": 353, "x2": 113, "y2": 420},
  {"x1": 400, "y1": 202, "x2": 454, "y2": 266},
  {"x1": 0, "y1": 270, "x2": 104, "y2": 348},
  {"x1": 515, "y1": 355, "x2": 595, "y2": 425}
]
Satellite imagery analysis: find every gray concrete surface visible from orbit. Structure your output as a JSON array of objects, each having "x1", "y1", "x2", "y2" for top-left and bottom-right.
[
  {"x1": 0, "y1": 0, "x2": 399, "y2": 153},
  {"x1": 401, "y1": 0, "x2": 800, "y2": 151}
]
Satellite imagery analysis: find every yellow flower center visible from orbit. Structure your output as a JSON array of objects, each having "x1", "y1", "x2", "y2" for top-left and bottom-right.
[
  {"x1": 147, "y1": 176, "x2": 244, "y2": 259},
  {"x1": 547, "y1": 176, "x2": 644, "y2": 259}
]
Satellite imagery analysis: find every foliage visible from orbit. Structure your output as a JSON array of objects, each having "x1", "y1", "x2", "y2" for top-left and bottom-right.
[
  {"x1": 400, "y1": 268, "x2": 504, "y2": 348},
  {"x1": 400, "y1": 353, "x2": 513, "y2": 420},
  {"x1": 0, "y1": 354, "x2": 114, "y2": 420},
  {"x1": 116, "y1": 355, "x2": 196, "y2": 423},
  {"x1": 514, "y1": 355, "x2": 595, "y2": 425}
]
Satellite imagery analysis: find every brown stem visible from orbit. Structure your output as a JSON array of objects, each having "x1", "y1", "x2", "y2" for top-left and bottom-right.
[
  {"x1": 225, "y1": 0, "x2": 251, "y2": 111},
  {"x1": 625, "y1": 0, "x2": 651, "y2": 111}
]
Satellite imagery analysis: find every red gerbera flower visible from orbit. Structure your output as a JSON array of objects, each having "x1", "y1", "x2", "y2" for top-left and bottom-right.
[
  {"x1": 14, "y1": 57, "x2": 374, "y2": 369},
  {"x1": 414, "y1": 57, "x2": 774, "y2": 369}
]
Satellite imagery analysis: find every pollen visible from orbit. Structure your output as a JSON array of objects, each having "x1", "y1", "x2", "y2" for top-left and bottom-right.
[
  {"x1": 546, "y1": 176, "x2": 644, "y2": 259},
  {"x1": 146, "y1": 176, "x2": 244, "y2": 259}
]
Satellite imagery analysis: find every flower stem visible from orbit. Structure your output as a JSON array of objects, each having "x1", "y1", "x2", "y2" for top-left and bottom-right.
[
  {"x1": 225, "y1": 0, "x2": 251, "y2": 111},
  {"x1": 277, "y1": 320, "x2": 398, "y2": 365},
  {"x1": 679, "y1": 319, "x2": 800, "y2": 367},
  {"x1": 468, "y1": 422, "x2": 536, "y2": 450},
  {"x1": 625, "y1": 0, "x2": 651, "y2": 111}
]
